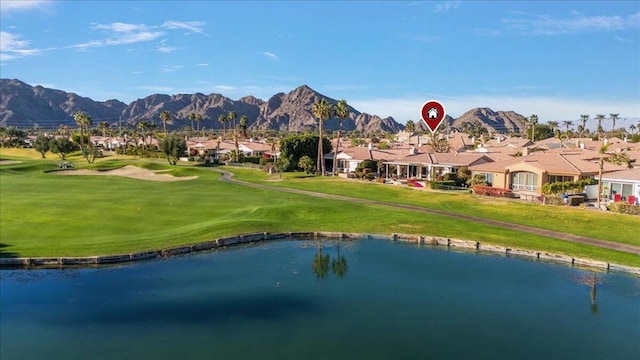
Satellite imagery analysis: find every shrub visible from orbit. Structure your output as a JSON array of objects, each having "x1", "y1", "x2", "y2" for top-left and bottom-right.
[
  {"x1": 541, "y1": 179, "x2": 597, "y2": 195},
  {"x1": 298, "y1": 155, "x2": 316, "y2": 174},
  {"x1": 356, "y1": 160, "x2": 377, "y2": 174},
  {"x1": 243, "y1": 156, "x2": 262, "y2": 165},
  {"x1": 472, "y1": 185, "x2": 513, "y2": 197},
  {"x1": 429, "y1": 180, "x2": 456, "y2": 190},
  {"x1": 543, "y1": 196, "x2": 564, "y2": 205},
  {"x1": 609, "y1": 202, "x2": 640, "y2": 215}
]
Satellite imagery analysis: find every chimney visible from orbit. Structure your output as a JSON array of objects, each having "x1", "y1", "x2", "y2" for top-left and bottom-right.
[
  {"x1": 522, "y1": 147, "x2": 529, "y2": 156},
  {"x1": 409, "y1": 146, "x2": 418, "y2": 155}
]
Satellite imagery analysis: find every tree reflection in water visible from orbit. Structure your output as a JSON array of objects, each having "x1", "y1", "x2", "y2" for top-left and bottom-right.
[
  {"x1": 578, "y1": 271, "x2": 603, "y2": 315},
  {"x1": 312, "y1": 241, "x2": 347, "y2": 280}
]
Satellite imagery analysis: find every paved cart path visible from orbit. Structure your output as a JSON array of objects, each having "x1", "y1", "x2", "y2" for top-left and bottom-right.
[{"x1": 219, "y1": 170, "x2": 640, "y2": 255}]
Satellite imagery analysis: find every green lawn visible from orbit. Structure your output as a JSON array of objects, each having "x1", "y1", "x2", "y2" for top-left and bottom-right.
[
  {"x1": 228, "y1": 168, "x2": 640, "y2": 245},
  {"x1": 1, "y1": 149, "x2": 639, "y2": 267}
]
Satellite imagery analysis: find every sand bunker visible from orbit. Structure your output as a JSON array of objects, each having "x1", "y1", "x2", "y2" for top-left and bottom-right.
[
  {"x1": 0, "y1": 160, "x2": 22, "y2": 165},
  {"x1": 55, "y1": 165, "x2": 198, "y2": 182}
]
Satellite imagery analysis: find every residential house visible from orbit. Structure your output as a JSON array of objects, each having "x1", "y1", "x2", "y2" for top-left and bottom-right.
[
  {"x1": 329, "y1": 146, "x2": 407, "y2": 174},
  {"x1": 383, "y1": 150, "x2": 493, "y2": 181},
  {"x1": 601, "y1": 168, "x2": 640, "y2": 205},
  {"x1": 468, "y1": 151, "x2": 628, "y2": 196}
]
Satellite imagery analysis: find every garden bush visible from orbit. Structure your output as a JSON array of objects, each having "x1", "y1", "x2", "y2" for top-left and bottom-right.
[
  {"x1": 609, "y1": 202, "x2": 640, "y2": 215},
  {"x1": 430, "y1": 180, "x2": 456, "y2": 190},
  {"x1": 472, "y1": 185, "x2": 513, "y2": 197}
]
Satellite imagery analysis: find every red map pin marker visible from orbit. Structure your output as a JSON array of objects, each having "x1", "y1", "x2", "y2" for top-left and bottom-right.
[{"x1": 421, "y1": 100, "x2": 446, "y2": 134}]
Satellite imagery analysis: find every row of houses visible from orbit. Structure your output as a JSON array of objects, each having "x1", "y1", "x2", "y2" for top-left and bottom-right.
[
  {"x1": 326, "y1": 133, "x2": 640, "y2": 204},
  {"x1": 30, "y1": 132, "x2": 640, "y2": 204}
]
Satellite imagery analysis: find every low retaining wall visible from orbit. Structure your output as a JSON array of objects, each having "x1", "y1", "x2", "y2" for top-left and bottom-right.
[{"x1": 1, "y1": 231, "x2": 639, "y2": 276}]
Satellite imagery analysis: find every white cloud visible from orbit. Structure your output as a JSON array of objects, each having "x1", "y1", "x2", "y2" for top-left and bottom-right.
[
  {"x1": 0, "y1": 0, "x2": 52, "y2": 13},
  {"x1": 159, "y1": 65, "x2": 184, "y2": 72},
  {"x1": 350, "y1": 95, "x2": 640, "y2": 128},
  {"x1": 501, "y1": 11, "x2": 640, "y2": 35},
  {"x1": 433, "y1": 0, "x2": 461, "y2": 14},
  {"x1": 0, "y1": 31, "x2": 40, "y2": 61},
  {"x1": 94, "y1": 22, "x2": 147, "y2": 33},
  {"x1": 263, "y1": 51, "x2": 280, "y2": 61},
  {"x1": 162, "y1": 21, "x2": 207, "y2": 35},
  {"x1": 215, "y1": 85, "x2": 236, "y2": 92},
  {"x1": 614, "y1": 36, "x2": 635, "y2": 43},
  {"x1": 136, "y1": 85, "x2": 174, "y2": 93},
  {"x1": 72, "y1": 22, "x2": 164, "y2": 50},
  {"x1": 157, "y1": 46, "x2": 176, "y2": 53},
  {"x1": 196, "y1": 63, "x2": 209, "y2": 67},
  {"x1": 72, "y1": 20, "x2": 206, "y2": 51}
]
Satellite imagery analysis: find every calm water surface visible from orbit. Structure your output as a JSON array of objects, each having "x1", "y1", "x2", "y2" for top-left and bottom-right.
[{"x1": 1, "y1": 239, "x2": 639, "y2": 360}]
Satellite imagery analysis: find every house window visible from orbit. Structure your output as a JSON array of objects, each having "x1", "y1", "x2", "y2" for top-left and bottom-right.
[
  {"x1": 548, "y1": 175, "x2": 574, "y2": 183},
  {"x1": 511, "y1": 172, "x2": 538, "y2": 191},
  {"x1": 474, "y1": 172, "x2": 493, "y2": 186},
  {"x1": 609, "y1": 182, "x2": 633, "y2": 200}
]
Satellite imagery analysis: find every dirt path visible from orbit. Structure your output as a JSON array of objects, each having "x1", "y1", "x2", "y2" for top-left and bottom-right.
[{"x1": 219, "y1": 170, "x2": 640, "y2": 255}]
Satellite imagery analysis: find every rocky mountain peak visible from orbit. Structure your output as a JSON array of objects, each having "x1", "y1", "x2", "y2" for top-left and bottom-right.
[{"x1": 0, "y1": 79, "x2": 404, "y2": 133}]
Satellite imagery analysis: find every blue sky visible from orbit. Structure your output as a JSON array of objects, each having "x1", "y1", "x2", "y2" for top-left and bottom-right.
[{"x1": 1, "y1": 0, "x2": 639, "y2": 129}]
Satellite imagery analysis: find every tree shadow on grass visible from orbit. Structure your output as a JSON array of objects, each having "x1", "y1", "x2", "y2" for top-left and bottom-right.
[{"x1": 0, "y1": 243, "x2": 19, "y2": 258}]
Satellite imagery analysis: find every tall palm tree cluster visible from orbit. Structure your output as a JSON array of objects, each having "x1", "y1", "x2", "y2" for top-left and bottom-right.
[{"x1": 312, "y1": 98, "x2": 350, "y2": 176}]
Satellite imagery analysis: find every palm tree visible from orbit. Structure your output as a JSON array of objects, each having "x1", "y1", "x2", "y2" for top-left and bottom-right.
[
  {"x1": 218, "y1": 114, "x2": 227, "y2": 134},
  {"x1": 233, "y1": 128, "x2": 240, "y2": 162},
  {"x1": 595, "y1": 114, "x2": 605, "y2": 140},
  {"x1": 196, "y1": 113, "x2": 203, "y2": 135},
  {"x1": 227, "y1": 111, "x2": 237, "y2": 129},
  {"x1": 137, "y1": 121, "x2": 150, "y2": 149},
  {"x1": 580, "y1": 114, "x2": 589, "y2": 137},
  {"x1": 239, "y1": 115, "x2": 248, "y2": 138},
  {"x1": 528, "y1": 114, "x2": 538, "y2": 142},
  {"x1": 562, "y1": 120, "x2": 573, "y2": 136},
  {"x1": 97, "y1": 121, "x2": 110, "y2": 137},
  {"x1": 73, "y1": 111, "x2": 92, "y2": 151},
  {"x1": 405, "y1": 120, "x2": 416, "y2": 145},
  {"x1": 160, "y1": 110, "x2": 171, "y2": 135},
  {"x1": 516, "y1": 116, "x2": 527, "y2": 136},
  {"x1": 188, "y1": 112, "x2": 196, "y2": 133},
  {"x1": 630, "y1": 124, "x2": 637, "y2": 135},
  {"x1": 548, "y1": 120, "x2": 560, "y2": 147},
  {"x1": 57, "y1": 124, "x2": 70, "y2": 139},
  {"x1": 333, "y1": 99, "x2": 349, "y2": 175},
  {"x1": 609, "y1": 113, "x2": 619, "y2": 133},
  {"x1": 597, "y1": 143, "x2": 610, "y2": 209},
  {"x1": 547, "y1": 121, "x2": 559, "y2": 138},
  {"x1": 312, "y1": 98, "x2": 333, "y2": 176}
]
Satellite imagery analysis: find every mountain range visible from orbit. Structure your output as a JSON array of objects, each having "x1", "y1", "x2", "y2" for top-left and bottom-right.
[{"x1": 0, "y1": 79, "x2": 526, "y2": 134}]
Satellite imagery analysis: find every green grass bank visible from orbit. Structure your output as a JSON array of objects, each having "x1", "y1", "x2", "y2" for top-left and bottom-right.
[{"x1": 1, "y1": 150, "x2": 639, "y2": 267}]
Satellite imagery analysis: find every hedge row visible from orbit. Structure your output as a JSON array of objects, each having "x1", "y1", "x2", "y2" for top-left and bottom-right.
[{"x1": 609, "y1": 202, "x2": 640, "y2": 215}]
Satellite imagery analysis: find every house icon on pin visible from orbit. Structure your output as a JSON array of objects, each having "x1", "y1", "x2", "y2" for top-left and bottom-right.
[{"x1": 427, "y1": 108, "x2": 438, "y2": 119}]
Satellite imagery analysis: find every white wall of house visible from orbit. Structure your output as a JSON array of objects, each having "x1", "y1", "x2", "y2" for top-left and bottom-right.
[{"x1": 601, "y1": 178, "x2": 640, "y2": 204}]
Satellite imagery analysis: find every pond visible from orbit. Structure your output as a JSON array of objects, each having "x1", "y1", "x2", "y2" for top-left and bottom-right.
[{"x1": 1, "y1": 238, "x2": 639, "y2": 360}]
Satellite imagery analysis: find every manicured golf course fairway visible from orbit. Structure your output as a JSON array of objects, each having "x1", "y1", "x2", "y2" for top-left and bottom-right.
[{"x1": 1, "y1": 149, "x2": 639, "y2": 267}]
